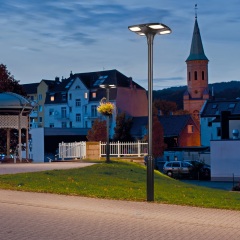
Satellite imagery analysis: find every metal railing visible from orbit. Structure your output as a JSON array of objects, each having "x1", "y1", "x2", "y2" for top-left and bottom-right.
[
  {"x1": 100, "y1": 141, "x2": 148, "y2": 157},
  {"x1": 58, "y1": 141, "x2": 86, "y2": 160}
]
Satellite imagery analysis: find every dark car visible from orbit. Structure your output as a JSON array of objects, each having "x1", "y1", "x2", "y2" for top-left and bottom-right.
[
  {"x1": 184, "y1": 160, "x2": 211, "y2": 180},
  {"x1": 163, "y1": 161, "x2": 194, "y2": 179}
]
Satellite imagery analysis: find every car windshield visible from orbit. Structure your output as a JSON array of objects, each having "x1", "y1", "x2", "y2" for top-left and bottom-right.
[{"x1": 182, "y1": 162, "x2": 192, "y2": 167}]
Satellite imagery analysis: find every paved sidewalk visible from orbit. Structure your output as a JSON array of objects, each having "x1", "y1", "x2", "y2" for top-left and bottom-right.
[
  {"x1": 0, "y1": 162, "x2": 96, "y2": 174},
  {"x1": 0, "y1": 190, "x2": 240, "y2": 240}
]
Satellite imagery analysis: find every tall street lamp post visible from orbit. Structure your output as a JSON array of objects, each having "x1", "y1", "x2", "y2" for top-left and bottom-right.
[
  {"x1": 128, "y1": 23, "x2": 171, "y2": 201},
  {"x1": 99, "y1": 84, "x2": 116, "y2": 163}
]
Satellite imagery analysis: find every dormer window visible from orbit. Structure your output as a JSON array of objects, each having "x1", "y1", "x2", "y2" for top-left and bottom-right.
[{"x1": 229, "y1": 103, "x2": 235, "y2": 109}]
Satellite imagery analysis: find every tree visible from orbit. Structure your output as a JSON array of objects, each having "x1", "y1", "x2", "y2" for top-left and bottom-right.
[
  {"x1": 113, "y1": 112, "x2": 133, "y2": 142},
  {"x1": 0, "y1": 64, "x2": 26, "y2": 156},
  {"x1": 0, "y1": 64, "x2": 26, "y2": 95},
  {"x1": 153, "y1": 100, "x2": 177, "y2": 115},
  {"x1": 174, "y1": 109, "x2": 190, "y2": 115},
  {"x1": 143, "y1": 115, "x2": 165, "y2": 158},
  {"x1": 86, "y1": 119, "x2": 107, "y2": 141}
]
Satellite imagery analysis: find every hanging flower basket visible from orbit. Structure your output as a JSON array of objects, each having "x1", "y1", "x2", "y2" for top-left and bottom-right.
[{"x1": 97, "y1": 98, "x2": 114, "y2": 116}]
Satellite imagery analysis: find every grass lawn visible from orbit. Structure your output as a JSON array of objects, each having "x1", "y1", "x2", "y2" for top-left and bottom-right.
[{"x1": 0, "y1": 160, "x2": 239, "y2": 210}]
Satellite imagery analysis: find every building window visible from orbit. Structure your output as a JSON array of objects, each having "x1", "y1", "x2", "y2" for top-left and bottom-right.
[
  {"x1": 92, "y1": 92, "x2": 96, "y2": 98},
  {"x1": 62, "y1": 122, "x2": 67, "y2": 128},
  {"x1": 85, "y1": 121, "x2": 88, "y2": 128},
  {"x1": 194, "y1": 71, "x2": 197, "y2": 80},
  {"x1": 76, "y1": 113, "x2": 81, "y2": 122},
  {"x1": 38, "y1": 105, "x2": 42, "y2": 112},
  {"x1": 75, "y1": 85, "x2": 80, "y2": 89},
  {"x1": 202, "y1": 71, "x2": 204, "y2": 80},
  {"x1": 61, "y1": 107, "x2": 67, "y2": 118},
  {"x1": 69, "y1": 107, "x2": 72, "y2": 113},
  {"x1": 217, "y1": 127, "x2": 221, "y2": 137},
  {"x1": 38, "y1": 94, "x2": 42, "y2": 100},
  {"x1": 84, "y1": 92, "x2": 88, "y2": 99},
  {"x1": 49, "y1": 109, "x2": 54, "y2": 116},
  {"x1": 69, "y1": 93, "x2": 72, "y2": 100},
  {"x1": 39, "y1": 117, "x2": 42, "y2": 123},
  {"x1": 50, "y1": 96, "x2": 54, "y2": 101},
  {"x1": 50, "y1": 123, "x2": 54, "y2": 128},
  {"x1": 62, "y1": 94, "x2": 66, "y2": 101},
  {"x1": 70, "y1": 122, "x2": 72, "y2": 128},
  {"x1": 91, "y1": 105, "x2": 97, "y2": 117},
  {"x1": 76, "y1": 99, "x2": 81, "y2": 107},
  {"x1": 187, "y1": 125, "x2": 194, "y2": 133},
  {"x1": 188, "y1": 72, "x2": 191, "y2": 81}
]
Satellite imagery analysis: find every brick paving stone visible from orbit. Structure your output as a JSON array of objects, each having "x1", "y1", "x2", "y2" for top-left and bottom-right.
[{"x1": 0, "y1": 190, "x2": 240, "y2": 240}]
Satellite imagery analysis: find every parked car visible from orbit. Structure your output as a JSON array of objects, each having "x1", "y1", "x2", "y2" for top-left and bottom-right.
[
  {"x1": 184, "y1": 160, "x2": 211, "y2": 180},
  {"x1": 144, "y1": 156, "x2": 166, "y2": 171},
  {"x1": 163, "y1": 161, "x2": 194, "y2": 178}
]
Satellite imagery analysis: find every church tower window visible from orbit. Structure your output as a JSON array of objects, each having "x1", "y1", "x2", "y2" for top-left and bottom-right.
[
  {"x1": 202, "y1": 71, "x2": 204, "y2": 80},
  {"x1": 194, "y1": 71, "x2": 197, "y2": 80}
]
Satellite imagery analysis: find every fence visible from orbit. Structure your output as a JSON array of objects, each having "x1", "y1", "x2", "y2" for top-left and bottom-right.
[
  {"x1": 58, "y1": 141, "x2": 86, "y2": 160},
  {"x1": 100, "y1": 141, "x2": 148, "y2": 157}
]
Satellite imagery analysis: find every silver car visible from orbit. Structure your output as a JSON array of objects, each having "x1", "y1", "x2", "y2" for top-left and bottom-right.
[{"x1": 163, "y1": 161, "x2": 193, "y2": 178}]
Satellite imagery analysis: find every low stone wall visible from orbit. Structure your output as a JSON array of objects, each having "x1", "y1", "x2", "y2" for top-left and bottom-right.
[{"x1": 86, "y1": 142, "x2": 100, "y2": 160}]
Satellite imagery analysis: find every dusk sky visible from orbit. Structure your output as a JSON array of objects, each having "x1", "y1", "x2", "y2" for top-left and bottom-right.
[{"x1": 0, "y1": 0, "x2": 239, "y2": 90}]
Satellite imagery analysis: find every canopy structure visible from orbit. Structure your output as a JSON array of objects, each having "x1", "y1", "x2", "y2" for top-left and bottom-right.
[{"x1": 0, "y1": 92, "x2": 32, "y2": 162}]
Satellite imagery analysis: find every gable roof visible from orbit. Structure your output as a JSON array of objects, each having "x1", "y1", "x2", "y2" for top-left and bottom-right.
[
  {"x1": 21, "y1": 83, "x2": 39, "y2": 95},
  {"x1": 131, "y1": 115, "x2": 194, "y2": 138},
  {"x1": 45, "y1": 69, "x2": 144, "y2": 105},
  {"x1": 186, "y1": 18, "x2": 208, "y2": 62},
  {"x1": 158, "y1": 115, "x2": 193, "y2": 137},
  {"x1": 200, "y1": 99, "x2": 240, "y2": 117}
]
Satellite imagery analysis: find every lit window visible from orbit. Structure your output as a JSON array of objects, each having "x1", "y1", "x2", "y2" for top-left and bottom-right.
[
  {"x1": 188, "y1": 125, "x2": 194, "y2": 133},
  {"x1": 84, "y1": 92, "x2": 88, "y2": 99},
  {"x1": 92, "y1": 92, "x2": 96, "y2": 98},
  {"x1": 50, "y1": 96, "x2": 54, "y2": 101}
]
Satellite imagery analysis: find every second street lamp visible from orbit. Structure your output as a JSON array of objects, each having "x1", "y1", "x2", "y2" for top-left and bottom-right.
[
  {"x1": 99, "y1": 84, "x2": 116, "y2": 163},
  {"x1": 128, "y1": 23, "x2": 171, "y2": 202}
]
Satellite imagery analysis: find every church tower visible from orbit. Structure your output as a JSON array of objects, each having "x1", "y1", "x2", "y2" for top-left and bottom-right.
[{"x1": 183, "y1": 13, "x2": 210, "y2": 120}]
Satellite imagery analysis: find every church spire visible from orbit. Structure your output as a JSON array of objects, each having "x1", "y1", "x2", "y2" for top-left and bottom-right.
[{"x1": 186, "y1": 12, "x2": 208, "y2": 61}]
